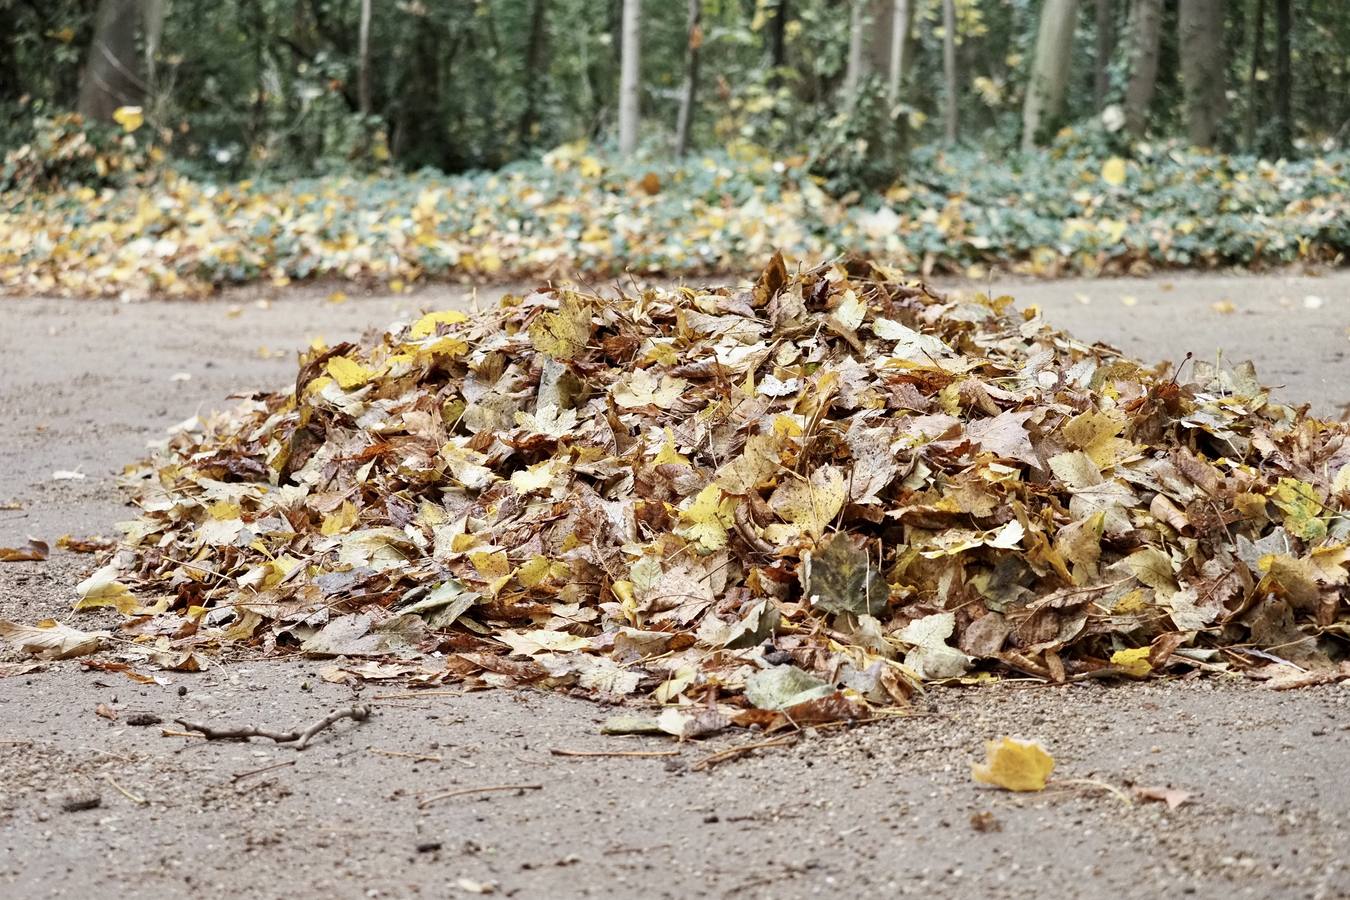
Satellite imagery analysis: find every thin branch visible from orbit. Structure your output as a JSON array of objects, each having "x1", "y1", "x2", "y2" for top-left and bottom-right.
[
  {"x1": 549, "y1": 748, "x2": 679, "y2": 758},
  {"x1": 174, "y1": 704, "x2": 370, "y2": 750},
  {"x1": 691, "y1": 734, "x2": 797, "y2": 771},
  {"x1": 417, "y1": 783, "x2": 543, "y2": 808}
]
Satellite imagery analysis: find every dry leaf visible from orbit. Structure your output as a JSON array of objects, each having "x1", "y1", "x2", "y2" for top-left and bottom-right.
[
  {"x1": 972, "y1": 736, "x2": 1055, "y2": 792},
  {"x1": 0, "y1": 620, "x2": 107, "y2": 660}
]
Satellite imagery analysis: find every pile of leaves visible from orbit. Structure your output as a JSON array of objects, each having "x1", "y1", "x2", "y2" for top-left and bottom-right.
[
  {"x1": 61, "y1": 255, "x2": 1349, "y2": 732},
  {"x1": 2, "y1": 143, "x2": 1347, "y2": 299}
]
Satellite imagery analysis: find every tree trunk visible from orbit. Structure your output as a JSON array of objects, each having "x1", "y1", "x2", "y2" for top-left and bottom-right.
[
  {"x1": 674, "y1": 0, "x2": 701, "y2": 157},
  {"x1": 1243, "y1": 0, "x2": 1265, "y2": 151},
  {"x1": 1021, "y1": 0, "x2": 1078, "y2": 151},
  {"x1": 887, "y1": 0, "x2": 913, "y2": 108},
  {"x1": 1178, "y1": 0, "x2": 1226, "y2": 148},
  {"x1": 1272, "y1": 0, "x2": 1291, "y2": 154},
  {"x1": 143, "y1": 0, "x2": 165, "y2": 98},
  {"x1": 1123, "y1": 0, "x2": 1162, "y2": 138},
  {"x1": 1093, "y1": 0, "x2": 1115, "y2": 111},
  {"x1": 843, "y1": 0, "x2": 866, "y2": 109},
  {"x1": 518, "y1": 0, "x2": 549, "y2": 146},
  {"x1": 941, "y1": 0, "x2": 958, "y2": 142},
  {"x1": 618, "y1": 0, "x2": 641, "y2": 155},
  {"x1": 358, "y1": 0, "x2": 372, "y2": 116},
  {"x1": 768, "y1": 0, "x2": 789, "y2": 81},
  {"x1": 78, "y1": 0, "x2": 144, "y2": 124}
]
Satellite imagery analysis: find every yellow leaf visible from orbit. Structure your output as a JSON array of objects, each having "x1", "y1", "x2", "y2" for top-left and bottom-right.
[
  {"x1": 614, "y1": 369, "x2": 687, "y2": 409},
  {"x1": 1111, "y1": 647, "x2": 1152, "y2": 678},
  {"x1": 320, "y1": 500, "x2": 359, "y2": 536},
  {"x1": 1101, "y1": 157, "x2": 1127, "y2": 187},
  {"x1": 715, "y1": 432, "x2": 783, "y2": 494},
  {"x1": 469, "y1": 550, "x2": 511, "y2": 582},
  {"x1": 517, "y1": 555, "x2": 560, "y2": 588},
  {"x1": 112, "y1": 106, "x2": 144, "y2": 133},
  {"x1": 1271, "y1": 478, "x2": 1327, "y2": 542},
  {"x1": 510, "y1": 458, "x2": 560, "y2": 494},
  {"x1": 678, "y1": 484, "x2": 737, "y2": 552},
  {"x1": 652, "y1": 428, "x2": 690, "y2": 466},
  {"x1": 75, "y1": 563, "x2": 137, "y2": 613},
  {"x1": 326, "y1": 355, "x2": 375, "y2": 389},
  {"x1": 528, "y1": 296, "x2": 592, "y2": 360},
  {"x1": 1332, "y1": 464, "x2": 1350, "y2": 498},
  {"x1": 410, "y1": 309, "x2": 468, "y2": 338},
  {"x1": 769, "y1": 466, "x2": 847, "y2": 539},
  {"x1": 972, "y1": 736, "x2": 1055, "y2": 792}
]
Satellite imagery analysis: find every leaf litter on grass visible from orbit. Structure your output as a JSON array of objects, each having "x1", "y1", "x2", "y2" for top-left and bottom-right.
[{"x1": 13, "y1": 254, "x2": 1350, "y2": 735}]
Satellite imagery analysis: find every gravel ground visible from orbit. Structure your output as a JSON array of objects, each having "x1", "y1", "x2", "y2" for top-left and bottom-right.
[{"x1": 1, "y1": 268, "x2": 1349, "y2": 899}]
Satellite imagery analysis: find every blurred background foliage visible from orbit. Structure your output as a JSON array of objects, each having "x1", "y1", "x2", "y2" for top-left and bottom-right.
[{"x1": 2, "y1": 0, "x2": 1348, "y2": 193}]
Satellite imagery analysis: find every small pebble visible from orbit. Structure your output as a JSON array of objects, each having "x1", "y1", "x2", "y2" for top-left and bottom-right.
[
  {"x1": 125, "y1": 710, "x2": 162, "y2": 727},
  {"x1": 60, "y1": 793, "x2": 101, "y2": 813}
]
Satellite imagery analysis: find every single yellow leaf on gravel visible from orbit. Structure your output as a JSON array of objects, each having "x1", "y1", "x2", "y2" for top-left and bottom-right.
[
  {"x1": 1101, "y1": 157, "x2": 1127, "y2": 186},
  {"x1": 972, "y1": 736, "x2": 1055, "y2": 792},
  {"x1": 1111, "y1": 647, "x2": 1153, "y2": 677}
]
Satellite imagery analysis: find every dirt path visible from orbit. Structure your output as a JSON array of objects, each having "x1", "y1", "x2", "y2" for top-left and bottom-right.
[{"x1": 2, "y1": 269, "x2": 1349, "y2": 899}]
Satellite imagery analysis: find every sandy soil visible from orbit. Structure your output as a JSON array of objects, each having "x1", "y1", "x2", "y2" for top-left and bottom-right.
[{"x1": 1, "y1": 268, "x2": 1349, "y2": 899}]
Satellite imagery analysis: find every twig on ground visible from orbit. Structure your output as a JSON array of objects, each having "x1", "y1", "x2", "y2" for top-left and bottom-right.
[
  {"x1": 160, "y1": 729, "x2": 205, "y2": 739},
  {"x1": 549, "y1": 748, "x2": 680, "y2": 759},
  {"x1": 231, "y1": 759, "x2": 297, "y2": 783},
  {"x1": 174, "y1": 704, "x2": 370, "y2": 750},
  {"x1": 1049, "y1": 777, "x2": 1133, "y2": 806},
  {"x1": 103, "y1": 774, "x2": 147, "y2": 805},
  {"x1": 370, "y1": 690, "x2": 466, "y2": 700},
  {"x1": 417, "y1": 783, "x2": 543, "y2": 809},
  {"x1": 368, "y1": 748, "x2": 442, "y2": 763},
  {"x1": 691, "y1": 735, "x2": 797, "y2": 771}
]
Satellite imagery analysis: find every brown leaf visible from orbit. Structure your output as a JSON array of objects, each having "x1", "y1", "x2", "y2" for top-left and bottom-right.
[
  {"x1": 1131, "y1": 785, "x2": 1193, "y2": 810},
  {"x1": 0, "y1": 539, "x2": 48, "y2": 562}
]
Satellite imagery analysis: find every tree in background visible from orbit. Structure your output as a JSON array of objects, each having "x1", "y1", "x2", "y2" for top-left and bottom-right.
[
  {"x1": 1093, "y1": 0, "x2": 1116, "y2": 111},
  {"x1": 674, "y1": 0, "x2": 702, "y2": 157},
  {"x1": 78, "y1": 0, "x2": 144, "y2": 123},
  {"x1": 5, "y1": 0, "x2": 1348, "y2": 188},
  {"x1": 1272, "y1": 0, "x2": 1292, "y2": 154},
  {"x1": 941, "y1": 0, "x2": 959, "y2": 142},
  {"x1": 1179, "y1": 0, "x2": 1226, "y2": 147},
  {"x1": 618, "y1": 0, "x2": 641, "y2": 156},
  {"x1": 1123, "y1": 0, "x2": 1164, "y2": 138},
  {"x1": 1022, "y1": 0, "x2": 1079, "y2": 150}
]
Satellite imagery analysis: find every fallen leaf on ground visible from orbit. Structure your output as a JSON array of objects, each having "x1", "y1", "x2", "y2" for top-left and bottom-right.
[
  {"x1": 0, "y1": 539, "x2": 48, "y2": 562},
  {"x1": 972, "y1": 736, "x2": 1055, "y2": 792},
  {"x1": 1132, "y1": 785, "x2": 1193, "y2": 810},
  {"x1": 0, "y1": 620, "x2": 108, "y2": 659}
]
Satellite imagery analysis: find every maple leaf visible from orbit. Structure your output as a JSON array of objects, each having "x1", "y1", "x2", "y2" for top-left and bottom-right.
[
  {"x1": 972, "y1": 737, "x2": 1055, "y2": 792},
  {"x1": 614, "y1": 369, "x2": 687, "y2": 409},
  {"x1": 677, "y1": 484, "x2": 737, "y2": 552},
  {"x1": 768, "y1": 466, "x2": 846, "y2": 539},
  {"x1": 528, "y1": 296, "x2": 592, "y2": 359}
]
